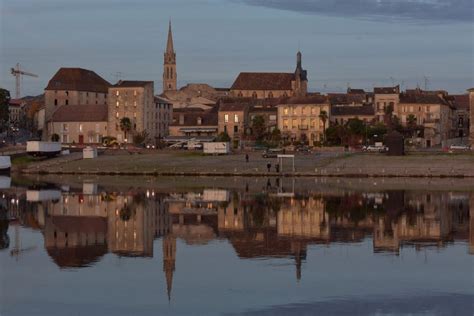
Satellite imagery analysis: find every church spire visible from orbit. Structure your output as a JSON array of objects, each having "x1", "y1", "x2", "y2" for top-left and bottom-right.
[
  {"x1": 166, "y1": 20, "x2": 174, "y2": 54},
  {"x1": 163, "y1": 235, "x2": 176, "y2": 301},
  {"x1": 163, "y1": 20, "x2": 177, "y2": 92}
]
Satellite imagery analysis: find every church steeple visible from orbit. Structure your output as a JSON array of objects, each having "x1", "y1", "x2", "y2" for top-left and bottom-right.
[
  {"x1": 293, "y1": 51, "x2": 308, "y2": 96},
  {"x1": 163, "y1": 235, "x2": 176, "y2": 301},
  {"x1": 163, "y1": 20, "x2": 177, "y2": 92}
]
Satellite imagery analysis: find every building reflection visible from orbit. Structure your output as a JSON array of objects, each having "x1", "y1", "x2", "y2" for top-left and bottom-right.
[{"x1": 0, "y1": 181, "x2": 472, "y2": 299}]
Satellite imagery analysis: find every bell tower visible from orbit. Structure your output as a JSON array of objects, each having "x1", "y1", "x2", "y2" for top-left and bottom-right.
[{"x1": 163, "y1": 21, "x2": 177, "y2": 92}]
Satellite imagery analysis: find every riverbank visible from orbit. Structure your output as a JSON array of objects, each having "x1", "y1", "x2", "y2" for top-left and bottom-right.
[{"x1": 15, "y1": 150, "x2": 474, "y2": 178}]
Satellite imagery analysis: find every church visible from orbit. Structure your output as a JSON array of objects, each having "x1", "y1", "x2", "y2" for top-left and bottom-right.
[{"x1": 229, "y1": 51, "x2": 308, "y2": 99}]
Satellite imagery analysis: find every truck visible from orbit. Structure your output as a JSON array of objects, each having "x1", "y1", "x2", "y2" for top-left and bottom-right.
[
  {"x1": 27, "y1": 141, "x2": 61, "y2": 157},
  {"x1": 203, "y1": 142, "x2": 230, "y2": 155}
]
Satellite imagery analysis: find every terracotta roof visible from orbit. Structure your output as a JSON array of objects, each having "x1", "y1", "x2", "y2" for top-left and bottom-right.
[
  {"x1": 52, "y1": 104, "x2": 108, "y2": 122},
  {"x1": 374, "y1": 85, "x2": 400, "y2": 94},
  {"x1": 399, "y1": 93, "x2": 448, "y2": 105},
  {"x1": 347, "y1": 88, "x2": 366, "y2": 94},
  {"x1": 171, "y1": 109, "x2": 218, "y2": 126},
  {"x1": 331, "y1": 105, "x2": 375, "y2": 116},
  {"x1": 328, "y1": 93, "x2": 366, "y2": 105},
  {"x1": 219, "y1": 103, "x2": 249, "y2": 112},
  {"x1": 450, "y1": 95, "x2": 469, "y2": 110},
  {"x1": 45, "y1": 68, "x2": 110, "y2": 93},
  {"x1": 231, "y1": 72, "x2": 295, "y2": 91},
  {"x1": 9, "y1": 99, "x2": 23, "y2": 106},
  {"x1": 250, "y1": 106, "x2": 277, "y2": 113},
  {"x1": 278, "y1": 95, "x2": 329, "y2": 105},
  {"x1": 114, "y1": 80, "x2": 153, "y2": 88}
]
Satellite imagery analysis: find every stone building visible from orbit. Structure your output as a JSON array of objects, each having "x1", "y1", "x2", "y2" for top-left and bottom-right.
[
  {"x1": 168, "y1": 108, "x2": 218, "y2": 141},
  {"x1": 43, "y1": 67, "x2": 110, "y2": 139},
  {"x1": 163, "y1": 21, "x2": 177, "y2": 92},
  {"x1": 49, "y1": 104, "x2": 108, "y2": 144},
  {"x1": 230, "y1": 51, "x2": 308, "y2": 99},
  {"x1": 277, "y1": 95, "x2": 330, "y2": 146},
  {"x1": 449, "y1": 94, "x2": 470, "y2": 139},
  {"x1": 397, "y1": 92, "x2": 454, "y2": 147},
  {"x1": 107, "y1": 80, "x2": 155, "y2": 144},
  {"x1": 154, "y1": 96, "x2": 173, "y2": 139},
  {"x1": 218, "y1": 103, "x2": 249, "y2": 147},
  {"x1": 373, "y1": 85, "x2": 400, "y2": 122},
  {"x1": 469, "y1": 88, "x2": 474, "y2": 146},
  {"x1": 8, "y1": 99, "x2": 25, "y2": 126},
  {"x1": 249, "y1": 105, "x2": 278, "y2": 133},
  {"x1": 330, "y1": 105, "x2": 375, "y2": 125}
]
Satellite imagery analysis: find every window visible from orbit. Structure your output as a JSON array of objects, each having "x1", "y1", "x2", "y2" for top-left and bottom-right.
[
  {"x1": 292, "y1": 119, "x2": 297, "y2": 129},
  {"x1": 283, "y1": 119, "x2": 289, "y2": 129},
  {"x1": 116, "y1": 101, "x2": 119, "y2": 107},
  {"x1": 134, "y1": 101, "x2": 137, "y2": 107},
  {"x1": 234, "y1": 125, "x2": 238, "y2": 133},
  {"x1": 62, "y1": 134, "x2": 68, "y2": 143},
  {"x1": 79, "y1": 124, "x2": 83, "y2": 132},
  {"x1": 234, "y1": 114, "x2": 239, "y2": 123},
  {"x1": 238, "y1": 92, "x2": 243, "y2": 97},
  {"x1": 252, "y1": 91, "x2": 257, "y2": 99},
  {"x1": 116, "y1": 112, "x2": 119, "y2": 118},
  {"x1": 134, "y1": 90, "x2": 137, "y2": 96},
  {"x1": 65, "y1": 91, "x2": 69, "y2": 96},
  {"x1": 269, "y1": 115, "x2": 276, "y2": 121},
  {"x1": 65, "y1": 99, "x2": 69, "y2": 105},
  {"x1": 284, "y1": 107, "x2": 289, "y2": 115},
  {"x1": 302, "y1": 107, "x2": 307, "y2": 115},
  {"x1": 197, "y1": 117, "x2": 202, "y2": 125},
  {"x1": 133, "y1": 112, "x2": 137, "y2": 118},
  {"x1": 116, "y1": 91, "x2": 119, "y2": 96},
  {"x1": 292, "y1": 107, "x2": 297, "y2": 115},
  {"x1": 54, "y1": 99, "x2": 58, "y2": 106},
  {"x1": 62, "y1": 123, "x2": 68, "y2": 132},
  {"x1": 311, "y1": 107, "x2": 316, "y2": 115},
  {"x1": 268, "y1": 92, "x2": 273, "y2": 99},
  {"x1": 95, "y1": 124, "x2": 100, "y2": 133},
  {"x1": 224, "y1": 114, "x2": 229, "y2": 123}
]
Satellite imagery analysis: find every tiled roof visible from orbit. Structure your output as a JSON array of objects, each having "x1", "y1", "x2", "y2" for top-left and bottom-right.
[
  {"x1": 52, "y1": 104, "x2": 108, "y2": 122},
  {"x1": 328, "y1": 93, "x2": 366, "y2": 105},
  {"x1": 114, "y1": 80, "x2": 153, "y2": 88},
  {"x1": 347, "y1": 88, "x2": 365, "y2": 94},
  {"x1": 154, "y1": 96, "x2": 172, "y2": 104},
  {"x1": 219, "y1": 103, "x2": 249, "y2": 112},
  {"x1": 230, "y1": 72, "x2": 295, "y2": 91},
  {"x1": 249, "y1": 106, "x2": 277, "y2": 113},
  {"x1": 399, "y1": 93, "x2": 448, "y2": 105},
  {"x1": 450, "y1": 95, "x2": 469, "y2": 110},
  {"x1": 331, "y1": 105, "x2": 375, "y2": 116},
  {"x1": 374, "y1": 85, "x2": 400, "y2": 94},
  {"x1": 278, "y1": 95, "x2": 329, "y2": 105},
  {"x1": 45, "y1": 68, "x2": 111, "y2": 93},
  {"x1": 171, "y1": 109, "x2": 218, "y2": 126}
]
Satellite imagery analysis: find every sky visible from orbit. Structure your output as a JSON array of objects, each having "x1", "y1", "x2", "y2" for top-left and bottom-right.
[{"x1": 0, "y1": 0, "x2": 473, "y2": 97}]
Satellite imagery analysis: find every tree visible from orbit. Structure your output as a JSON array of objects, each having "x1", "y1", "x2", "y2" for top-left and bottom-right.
[
  {"x1": 216, "y1": 131, "x2": 230, "y2": 142},
  {"x1": 269, "y1": 128, "x2": 281, "y2": 145},
  {"x1": 133, "y1": 130, "x2": 149, "y2": 145},
  {"x1": 318, "y1": 110, "x2": 328, "y2": 143},
  {"x1": 251, "y1": 115, "x2": 266, "y2": 142},
  {"x1": 407, "y1": 114, "x2": 417, "y2": 128},
  {"x1": 0, "y1": 88, "x2": 10, "y2": 133},
  {"x1": 367, "y1": 123, "x2": 388, "y2": 142},
  {"x1": 51, "y1": 133, "x2": 60, "y2": 142},
  {"x1": 120, "y1": 117, "x2": 132, "y2": 142}
]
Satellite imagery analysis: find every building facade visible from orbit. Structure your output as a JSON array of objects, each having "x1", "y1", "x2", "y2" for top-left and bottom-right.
[
  {"x1": 49, "y1": 104, "x2": 108, "y2": 144},
  {"x1": 277, "y1": 96, "x2": 330, "y2": 146},
  {"x1": 397, "y1": 93, "x2": 454, "y2": 147},
  {"x1": 107, "y1": 81, "x2": 154, "y2": 143},
  {"x1": 8, "y1": 99, "x2": 25, "y2": 126},
  {"x1": 169, "y1": 108, "x2": 218, "y2": 140},
  {"x1": 218, "y1": 103, "x2": 249, "y2": 146},
  {"x1": 373, "y1": 86, "x2": 400, "y2": 122},
  {"x1": 230, "y1": 51, "x2": 308, "y2": 99},
  {"x1": 154, "y1": 96, "x2": 173, "y2": 139},
  {"x1": 43, "y1": 68, "x2": 110, "y2": 140}
]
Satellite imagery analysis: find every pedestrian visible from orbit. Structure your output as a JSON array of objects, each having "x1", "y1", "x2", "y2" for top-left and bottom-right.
[
  {"x1": 245, "y1": 153, "x2": 249, "y2": 163},
  {"x1": 267, "y1": 162, "x2": 271, "y2": 172},
  {"x1": 275, "y1": 163, "x2": 280, "y2": 173}
]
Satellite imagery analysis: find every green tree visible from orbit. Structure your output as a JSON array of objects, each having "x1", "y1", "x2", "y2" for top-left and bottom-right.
[
  {"x1": 133, "y1": 130, "x2": 149, "y2": 145},
  {"x1": 318, "y1": 110, "x2": 328, "y2": 143},
  {"x1": 120, "y1": 117, "x2": 132, "y2": 142},
  {"x1": 269, "y1": 128, "x2": 281, "y2": 145},
  {"x1": 0, "y1": 88, "x2": 11, "y2": 133},
  {"x1": 51, "y1": 133, "x2": 60, "y2": 142},
  {"x1": 216, "y1": 131, "x2": 231, "y2": 142},
  {"x1": 367, "y1": 122, "x2": 388, "y2": 141},
  {"x1": 251, "y1": 115, "x2": 266, "y2": 142}
]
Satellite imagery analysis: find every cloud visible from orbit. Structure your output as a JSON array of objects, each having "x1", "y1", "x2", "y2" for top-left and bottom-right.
[{"x1": 233, "y1": 0, "x2": 474, "y2": 23}]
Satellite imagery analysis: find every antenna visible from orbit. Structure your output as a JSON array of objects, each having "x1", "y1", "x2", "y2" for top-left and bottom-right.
[{"x1": 423, "y1": 76, "x2": 429, "y2": 90}]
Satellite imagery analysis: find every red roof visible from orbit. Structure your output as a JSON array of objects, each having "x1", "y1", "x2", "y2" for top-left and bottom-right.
[
  {"x1": 451, "y1": 95, "x2": 469, "y2": 110},
  {"x1": 52, "y1": 104, "x2": 108, "y2": 122},
  {"x1": 45, "y1": 68, "x2": 111, "y2": 93},
  {"x1": 231, "y1": 72, "x2": 295, "y2": 91}
]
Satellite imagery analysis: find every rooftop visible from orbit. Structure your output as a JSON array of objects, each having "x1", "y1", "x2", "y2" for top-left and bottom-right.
[
  {"x1": 219, "y1": 103, "x2": 249, "y2": 112},
  {"x1": 231, "y1": 72, "x2": 295, "y2": 91},
  {"x1": 114, "y1": 80, "x2": 154, "y2": 88},
  {"x1": 45, "y1": 68, "x2": 110, "y2": 93},
  {"x1": 374, "y1": 85, "x2": 400, "y2": 94},
  {"x1": 331, "y1": 105, "x2": 375, "y2": 116},
  {"x1": 52, "y1": 104, "x2": 108, "y2": 122},
  {"x1": 399, "y1": 93, "x2": 448, "y2": 105}
]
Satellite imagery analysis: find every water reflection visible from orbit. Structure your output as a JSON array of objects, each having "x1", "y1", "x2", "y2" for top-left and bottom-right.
[{"x1": 0, "y1": 177, "x2": 472, "y2": 304}]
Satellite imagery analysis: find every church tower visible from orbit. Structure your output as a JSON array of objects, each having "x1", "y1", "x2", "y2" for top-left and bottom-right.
[
  {"x1": 163, "y1": 21, "x2": 177, "y2": 92},
  {"x1": 293, "y1": 51, "x2": 308, "y2": 96}
]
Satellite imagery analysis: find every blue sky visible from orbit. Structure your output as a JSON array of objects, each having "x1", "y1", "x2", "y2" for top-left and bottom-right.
[{"x1": 1, "y1": 0, "x2": 473, "y2": 96}]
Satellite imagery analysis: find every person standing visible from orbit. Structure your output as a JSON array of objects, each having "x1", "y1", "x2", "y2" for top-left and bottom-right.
[{"x1": 245, "y1": 153, "x2": 249, "y2": 163}]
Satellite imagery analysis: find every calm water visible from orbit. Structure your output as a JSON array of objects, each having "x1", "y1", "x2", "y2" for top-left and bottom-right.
[{"x1": 0, "y1": 176, "x2": 473, "y2": 316}]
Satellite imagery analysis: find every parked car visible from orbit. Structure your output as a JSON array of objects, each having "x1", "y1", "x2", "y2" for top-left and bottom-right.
[
  {"x1": 296, "y1": 146, "x2": 312, "y2": 154},
  {"x1": 262, "y1": 148, "x2": 283, "y2": 158},
  {"x1": 449, "y1": 144, "x2": 471, "y2": 152},
  {"x1": 363, "y1": 145, "x2": 387, "y2": 153}
]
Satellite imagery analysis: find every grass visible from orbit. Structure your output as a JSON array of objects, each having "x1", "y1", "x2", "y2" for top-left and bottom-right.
[{"x1": 11, "y1": 155, "x2": 35, "y2": 166}]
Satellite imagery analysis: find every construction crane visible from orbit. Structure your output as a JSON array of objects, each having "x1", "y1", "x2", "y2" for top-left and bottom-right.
[{"x1": 10, "y1": 63, "x2": 38, "y2": 99}]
